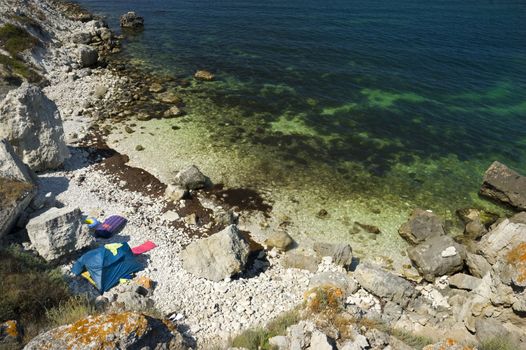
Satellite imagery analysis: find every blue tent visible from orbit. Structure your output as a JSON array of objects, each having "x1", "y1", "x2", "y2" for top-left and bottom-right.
[{"x1": 71, "y1": 242, "x2": 143, "y2": 293}]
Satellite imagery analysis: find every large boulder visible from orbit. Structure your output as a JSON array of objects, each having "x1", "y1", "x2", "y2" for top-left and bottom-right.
[
  {"x1": 313, "y1": 242, "x2": 353, "y2": 267},
  {"x1": 24, "y1": 312, "x2": 187, "y2": 350},
  {"x1": 173, "y1": 165, "x2": 209, "y2": 190},
  {"x1": 353, "y1": 262, "x2": 418, "y2": 307},
  {"x1": 120, "y1": 12, "x2": 144, "y2": 28},
  {"x1": 0, "y1": 84, "x2": 69, "y2": 171},
  {"x1": 480, "y1": 161, "x2": 526, "y2": 211},
  {"x1": 407, "y1": 235, "x2": 466, "y2": 282},
  {"x1": 76, "y1": 44, "x2": 98, "y2": 68},
  {"x1": 399, "y1": 209, "x2": 445, "y2": 245},
  {"x1": 180, "y1": 225, "x2": 249, "y2": 281},
  {"x1": 0, "y1": 139, "x2": 36, "y2": 238},
  {"x1": 478, "y1": 218, "x2": 526, "y2": 264},
  {"x1": 26, "y1": 207, "x2": 94, "y2": 261}
]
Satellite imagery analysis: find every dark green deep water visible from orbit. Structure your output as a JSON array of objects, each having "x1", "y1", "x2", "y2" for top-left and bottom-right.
[{"x1": 78, "y1": 0, "x2": 526, "y2": 215}]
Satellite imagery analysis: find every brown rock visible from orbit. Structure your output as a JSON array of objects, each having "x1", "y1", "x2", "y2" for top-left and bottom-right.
[
  {"x1": 480, "y1": 161, "x2": 526, "y2": 210},
  {"x1": 194, "y1": 70, "x2": 215, "y2": 81}
]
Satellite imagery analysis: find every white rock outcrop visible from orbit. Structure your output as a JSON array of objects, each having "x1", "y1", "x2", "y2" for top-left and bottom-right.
[{"x1": 0, "y1": 83, "x2": 69, "y2": 172}]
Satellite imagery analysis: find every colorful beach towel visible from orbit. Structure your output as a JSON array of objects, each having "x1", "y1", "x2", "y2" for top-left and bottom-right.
[
  {"x1": 132, "y1": 241, "x2": 157, "y2": 255},
  {"x1": 94, "y1": 215, "x2": 127, "y2": 238}
]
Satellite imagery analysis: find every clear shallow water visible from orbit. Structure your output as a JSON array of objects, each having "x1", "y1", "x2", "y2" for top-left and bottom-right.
[{"x1": 77, "y1": 0, "x2": 525, "y2": 256}]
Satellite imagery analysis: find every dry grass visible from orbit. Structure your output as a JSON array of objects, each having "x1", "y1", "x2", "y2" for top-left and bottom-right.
[
  {"x1": 0, "y1": 178, "x2": 33, "y2": 204},
  {"x1": 230, "y1": 309, "x2": 301, "y2": 350},
  {"x1": 304, "y1": 285, "x2": 345, "y2": 314},
  {"x1": 479, "y1": 337, "x2": 516, "y2": 350}
]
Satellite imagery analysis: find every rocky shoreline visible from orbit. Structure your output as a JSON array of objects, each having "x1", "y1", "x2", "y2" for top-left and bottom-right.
[{"x1": 1, "y1": 0, "x2": 526, "y2": 349}]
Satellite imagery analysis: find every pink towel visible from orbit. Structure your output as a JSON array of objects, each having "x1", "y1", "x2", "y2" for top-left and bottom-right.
[{"x1": 132, "y1": 241, "x2": 157, "y2": 255}]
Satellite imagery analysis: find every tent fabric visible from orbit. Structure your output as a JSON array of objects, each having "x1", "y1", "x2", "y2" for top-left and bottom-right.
[
  {"x1": 94, "y1": 215, "x2": 127, "y2": 238},
  {"x1": 71, "y1": 242, "x2": 142, "y2": 293},
  {"x1": 131, "y1": 241, "x2": 157, "y2": 255}
]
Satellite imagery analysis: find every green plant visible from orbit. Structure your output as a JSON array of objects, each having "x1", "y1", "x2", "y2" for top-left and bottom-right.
[
  {"x1": 304, "y1": 285, "x2": 344, "y2": 314},
  {"x1": 0, "y1": 23, "x2": 38, "y2": 56},
  {"x1": 0, "y1": 54, "x2": 41, "y2": 82},
  {"x1": 479, "y1": 337, "x2": 516, "y2": 350},
  {"x1": 230, "y1": 309, "x2": 301, "y2": 350}
]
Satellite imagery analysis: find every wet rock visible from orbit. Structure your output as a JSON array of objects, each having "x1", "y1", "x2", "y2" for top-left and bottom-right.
[
  {"x1": 194, "y1": 70, "x2": 215, "y2": 81},
  {"x1": 480, "y1": 161, "x2": 526, "y2": 210},
  {"x1": 281, "y1": 252, "x2": 318, "y2": 272},
  {"x1": 448, "y1": 273, "x2": 482, "y2": 291},
  {"x1": 77, "y1": 44, "x2": 98, "y2": 67},
  {"x1": 408, "y1": 235, "x2": 466, "y2": 282},
  {"x1": 136, "y1": 112, "x2": 151, "y2": 121},
  {"x1": 149, "y1": 82, "x2": 164, "y2": 93},
  {"x1": 316, "y1": 209, "x2": 329, "y2": 218},
  {"x1": 456, "y1": 208, "x2": 499, "y2": 227},
  {"x1": 173, "y1": 165, "x2": 209, "y2": 190},
  {"x1": 0, "y1": 84, "x2": 69, "y2": 171},
  {"x1": 156, "y1": 91, "x2": 182, "y2": 105},
  {"x1": 313, "y1": 242, "x2": 352, "y2": 267},
  {"x1": 265, "y1": 231, "x2": 293, "y2": 251},
  {"x1": 353, "y1": 262, "x2": 418, "y2": 307},
  {"x1": 120, "y1": 12, "x2": 144, "y2": 28},
  {"x1": 355, "y1": 221, "x2": 381, "y2": 234},
  {"x1": 135, "y1": 145, "x2": 144, "y2": 151},
  {"x1": 26, "y1": 207, "x2": 94, "y2": 261},
  {"x1": 24, "y1": 312, "x2": 187, "y2": 350},
  {"x1": 163, "y1": 106, "x2": 184, "y2": 118},
  {"x1": 464, "y1": 219, "x2": 487, "y2": 240},
  {"x1": 0, "y1": 320, "x2": 20, "y2": 346},
  {"x1": 124, "y1": 126, "x2": 134, "y2": 134},
  {"x1": 181, "y1": 225, "x2": 249, "y2": 281},
  {"x1": 399, "y1": 208, "x2": 445, "y2": 245}
]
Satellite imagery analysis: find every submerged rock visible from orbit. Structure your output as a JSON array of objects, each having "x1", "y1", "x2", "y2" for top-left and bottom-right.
[
  {"x1": 26, "y1": 207, "x2": 94, "y2": 261},
  {"x1": 180, "y1": 225, "x2": 249, "y2": 281},
  {"x1": 24, "y1": 312, "x2": 187, "y2": 350},
  {"x1": 0, "y1": 84, "x2": 69, "y2": 171},
  {"x1": 194, "y1": 70, "x2": 215, "y2": 81},
  {"x1": 120, "y1": 11, "x2": 144, "y2": 28},
  {"x1": 480, "y1": 161, "x2": 526, "y2": 210},
  {"x1": 399, "y1": 208, "x2": 445, "y2": 245}
]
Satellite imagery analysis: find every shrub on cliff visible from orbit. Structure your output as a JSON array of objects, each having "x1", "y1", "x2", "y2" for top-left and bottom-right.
[{"x1": 0, "y1": 23, "x2": 38, "y2": 56}]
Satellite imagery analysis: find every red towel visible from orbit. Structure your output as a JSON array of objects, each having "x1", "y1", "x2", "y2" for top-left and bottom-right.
[{"x1": 132, "y1": 241, "x2": 157, "y2": 255}]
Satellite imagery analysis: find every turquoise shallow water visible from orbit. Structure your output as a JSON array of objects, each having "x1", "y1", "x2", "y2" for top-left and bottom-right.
[{"x1": 78, "y1": 0, "x2": 526, "y2": 220}]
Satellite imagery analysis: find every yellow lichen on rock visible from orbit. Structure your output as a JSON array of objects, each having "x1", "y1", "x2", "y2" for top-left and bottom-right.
[{"x1": 506, "y1": 242, "x2": 526, "y2": 284}]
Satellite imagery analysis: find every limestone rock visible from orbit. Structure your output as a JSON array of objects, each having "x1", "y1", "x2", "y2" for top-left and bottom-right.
[
  {"x1": 0, "y1": 139, "x2": 35, "y2": 183},
  {"x1": 281, "y1": 252, "x2": 318, "y2": 273},
  {"x1": 448, "y1": 273, "x2": 482, "y2": 291},
  {"x1": 120, "y1": 12, "x2": 144, "y2": 28},
  {"x1": 180, "y1": 225, "x2": 249, "y2": 281},
  {"x1": 26, "y1": 207, "x2": 94, "y2": 261},
  {"x1": 77, "y1": 44, "x2": 98, "y2": 68},
  {"x1": 480, "y1": 161, "x2": 526, "y2": 210},
  {"x1": 353, "y1": 262, "x2": 418, "y2": 307},
  {"x1": 24, "y1": 312, "x2": 187, "y2": 350},
  {"x1": 313, "y1": 242, "x2": 352, "y2": 267},
  {"x1": 407, "y1": 235, "x2": 466, "y2": 282},
  {"x1": 308, "y1": 330, "x2": 333, "y2": 350},
  {"x1": 163, "y1": 106, "x2": 184, "y2": 118},
  {"x1": 0, "y1": 84, "x2": 69, "y2": 171},
  {"x1": 173, "y1": 165, "x2": 209, "y2": 190},
  {"x1": 0, "y1": 139, "x2": 36, "y2": 238},
  {"x1": 465, "y1": 253, "x2": 491, "y2": 278},
  {"x1": 265, "y1": 231, "x2": 294, "y2": 251},
  {"x1": 309, "y1": 271, "x2": 358, "y2": 296},
  {"x1": 164, "y1": 184, "x2": 188, "y2": 202},
  {"x1": 399, "y1": 209, "x2": 445, "y2": 245},
  {"x1": 479, "y1": 218, "x2": 526, "y2": 264},
  {"x1": 194, "y1": 70, "x2": 215, "y2": 81}
]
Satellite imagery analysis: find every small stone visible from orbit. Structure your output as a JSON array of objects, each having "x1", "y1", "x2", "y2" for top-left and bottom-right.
[
  {"x1": 194, "y1": 70, "x2": 215, "y2": 81},
  {"x1": 135, "y1": 145, "x2": 144, "y2": 151},
  {"x1": 265, "y1": 231, "x2": 294, "y2": 251},
  {"x1": 441, "y1": 246, "x2": 457, "y2": 258},
  {"x1": 124, "y1": 126, "x2": 134, "y2": 134},
  {"x1": 149, "y1": 82, "x2": 164, "y2": 93}
]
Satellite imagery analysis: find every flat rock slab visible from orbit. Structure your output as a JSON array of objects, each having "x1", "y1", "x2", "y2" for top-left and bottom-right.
[
  {"x1": 26, "y1": 207, "x2": 93, "y2": 261},
  {"x1": 407, "y1": 235, "x2": 466, "y2": 282},
  {"x1": 353, "y1": 262, "x2": 418, "y2": 307},
  {"x1": 480, "y1": 161, "x2": 526, "y2": 210},
  {"x1": 313, "y1": 242, "x2": 352, "y2": 267}
]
